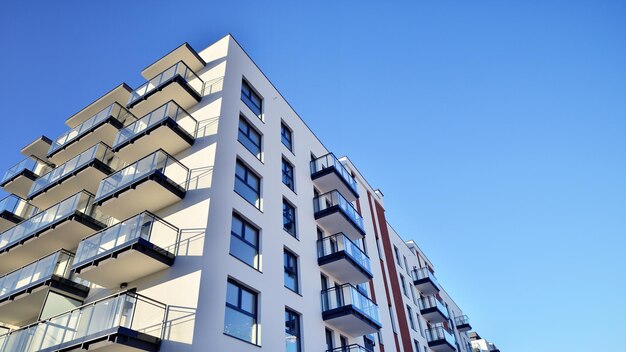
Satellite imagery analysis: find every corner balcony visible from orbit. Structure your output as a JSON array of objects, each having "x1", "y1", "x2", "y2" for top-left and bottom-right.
[
  {"x1": 418, "y1": 295, "x2": 449, "y2": 323},
  {"x1": 0, "y1": 195, "x2": 37, "y2": 232},
  {"x1": 454, "y1": 315, "x2": 472, "y2": 332},
  {"x1": 0, "y1": 250, "x2": 89, "y2": 326},
  {"x1": 412, "y1": 267, "x2": 441, "y2": 295},
  {"x1": 20, "y1": 136, "x2": 52, "y2": 161},
  {"x1": 0, "y1": 291, "x2": 165, "y2": 352},
  {"x1": 127, "y1": 60, "x2": 204, "y2": 118},
  {"x1": 94, "y1": 150, "x2": 189, "y2": 220},
  {"x1": 314, "y1": 191, "x2": 365, "y2": 241},
  {"x1": 27, "y1": 143, "x2": 120, "y2": 209},
  {"x1": 318, "y1": 233, "x2": 372, "y2": 285},
  {"x1": 47, "y1": 103, "x2": 136, "y2": 165},
  {"x1": 0, "y1": 157, "x2": 53, "y2": 198},
  {"x1": 112, "y1": 101, "x2": 197, "y2": 163},
  {"x1": 72, "y1": 212, "x2": 178, "y2": 288},
  {"x1": 310, "y1": 153, "x2": 359, "y2": 202},
  {"x1": 326, "y1": 345, "x2": 372, "y2": 352},
  {"x1": 321, "y1": 284, "x2": 381, "y2": 337},
  {"x1": 426, "y1": 327, "x2": 457, "y2": 352},
  {"x1": 0, "y1": 191, "x2": 109, "y2": 274}
]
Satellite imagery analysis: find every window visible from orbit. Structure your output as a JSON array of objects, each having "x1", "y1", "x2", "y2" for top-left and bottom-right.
[
  {"x1": 410, "y1": 286, "x2": 418, "y2": 305},
  {"x1": 281, "y1": 122, "x2": 293, "y2": 151},
  {"x1": 283, "y1": 199, "x2": 296, "y2": 237},
  {"x1": 404, "y1": 256, "x2": 410, "y2": 275},
  {"x1": 230, "y1": 213, "x2": 259, "y2": 269},
  {"x1": 414, "y1": 340, "x2": 421, "y2": 352},
  {"x1": 241, "y1": 80, "x2": 262, "y2": 117},
  {"x1": 400, "y1": 274, "x2": 408, "y2": 297},
  {"x1": 389, "y1": 310, "x2": 397, "y2": 333},
  {"x1": 282, "y1": 158, "x2": 295, "y2": 190},
  {"x1": 417, "y1": 313, "x2": 425, "y2": 337},
  {"x1": 394, "y1": 246, "x2": 402, "y2": 267},
  {"x1": 235, "y1": 160, "x2": 260, "y2": 208},
  {"x1": 238, "y1": 117, "x2": 261, "y2": 159},
  {"x1": 225, "y1": 280, "x2": 258, "y2": 344},
  {"x1": 407, "y1": 305, "x2": 416, "y2": 331},
  {"x1": 325, "y1": 329, "x2": 334, "y2": 350},
  {"x1": 284, "y1": 250, "x2": 299, "y2": 292},
  {"x1": 285, "y1": 309, "x2": 301, "y2": 352}
]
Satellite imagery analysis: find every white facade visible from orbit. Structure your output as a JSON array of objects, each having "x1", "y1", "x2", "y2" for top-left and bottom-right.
[{"x1": 0, "y1": 34, "x2": 486, "y2": 352}]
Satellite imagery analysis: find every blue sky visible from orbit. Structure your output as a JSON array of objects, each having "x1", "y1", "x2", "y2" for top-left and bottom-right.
[{"x1": 1, "y1": 1, "x2": 625, "y2": 351}]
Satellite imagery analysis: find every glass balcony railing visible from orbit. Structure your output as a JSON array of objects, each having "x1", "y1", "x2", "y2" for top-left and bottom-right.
[
  {"x1": 128, "y1": 61, "x2": 203, "y2": 106},
  {"x1": 310, "y1": 153, "x2": 358, "y2": 196},
  {"x1": 0, "y1": 191, "x2": 109, "y2": 251},
  {"x1": 412, "y1": 267, "x2": 440, "y2": 285},
  {"x1": 0, "y1": 250, "x2": 87, "y2": 300},
  {"x1": 455, "y1": 315, "x2": 470, "y2": 326},
  {"x1": 426, "y1": 326, "x2": 456, "y2": 346},
  {"x1": 313, "y1": 191, "x2": 365, "y2": 232},
  {"x1": 326, "y1": 345, "x2": 372, "y2": 352},
  {"x1": 95, "y1": 150, "x2": 189, "y2": 203},
  {"x1": 418, "y1": 295, "x2": 449, "y2": 318},
  {"x1": 73, "y1": 212, "x2": 179, "y2": 268},
  {"x1": 0, "y1": 291, "x2": 166, "y2": 352},
  {"x1": 48, "y1": 103, "x2": 136, "y2": 155},
  {"x1": 317, "y1": 233, "x2": 371, "y2": 274},
  {"x1": 321, "y1": 284, "x2": 380, "y2": 325},
  {"x1": 0, "y1": 157, "x2": 52, "y2": 186},
  {"x1": 113, "y1": 100, "x2": 197, "y2": 149},
  {"x1": 0, "y1": 195, "x2": 37, "y2": 219},
  {"x1": 28, "y1": 143, "x2": 121, "y2": 197}
]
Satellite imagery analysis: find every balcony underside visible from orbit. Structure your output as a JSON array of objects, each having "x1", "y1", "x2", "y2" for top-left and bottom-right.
[
  {"x1": 315, "y1": 206, "x2": 365, "y2": 241},
  {"x1": 0, "y1": 214, "x2": 106, "y2": 275},
  {"x1": 311, "y1": 168, "x2": 358, "y2": 202},
  {"x1": 0, "y1": 277, "x2": 88, "y2": 326},
  {"x1": 127, "y1": 77, "x2": 201, "y2": 118},
  {"x1": 29, "y1": 163, "x2": 114, "y2": 209},
  {"x1": 74, "y1": 239, "x2": 175, "y2": 288},
  {"x1": 0, "y1": 212, "x2": 23, "y2": 233},
  {"x1": 322, "y1": 306, "x2": 381, "y2": 337},
  {"x1": 318, "y1": 253, "x2": 372, "y2": 285},
  {"x1": 96, "y1": 172, "x2": 185, "y2": 220},
  {"x1": 49, "y1": 120, "x2": 123, "y2": 165},
  {"x1": 428, "y1": 339, "x2": 457, "y2": 352},
  {"x1": 414, "y1": 277, "x2": 440, "y2": 295},
  {"x1": 456, "y1": 323, "x2": 471, "y2": 332},
  {"x1": 113, "y1": 118, "x2": 194, "y2": 163},
  {"x1": 421, "y1": 307, "x2": 448, "y2": 324},
  {"x1": 32, "y1": 327, "x2": 161, "y2": 352},
  {"x1": 20, "y1": 136, "x2": 52, "y2": 161},
  {"x1": 1, "y1": 171, "x2": 37, "y2": 199}
]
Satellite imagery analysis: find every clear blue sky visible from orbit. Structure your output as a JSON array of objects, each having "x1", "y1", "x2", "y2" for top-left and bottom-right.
[{"x1": 1, "y1": 1, "x2": 625, "y2": 351}]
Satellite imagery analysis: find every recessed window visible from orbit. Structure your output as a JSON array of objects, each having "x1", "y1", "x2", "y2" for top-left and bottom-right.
[
  {"x1": 394, "y1": 245, "x2": 402, "y2": 267},
  {"x1": 235, "y1": 160, "x2": 260, "y2": 208},
  {"x1": 241, "y1": 80, "x2": 262, "y2": 117},
  {"x1": 285, "y1": 309, "x2": 301, "y2": 352},
  {"x1": 281, "y1": 122, "x2": 293, "y2": 152},
  {"x1": 400, "y1": 274, "x2": 409, "y2": 297},
  {"x1": 238, "y1": 117, "x2": 261, "y2": 159},
  {"x1": 230, "y1": 213, "x2": 259, "y2": 269},
  {"x1": 407, "y1": 305, "x2": 416, "y2": 331},
  {"x1": 284, "y1": 249, "x2": 299, "y2": 293},
  {"x1": 224, "y1": 280, "x2": 258, "y2": 344},
  {"x1": 282, "y1": 158, "x2": 295, "y2": 191},
  {"x1": 283, "y1": 199, "x2": 296, "y2": 237}
]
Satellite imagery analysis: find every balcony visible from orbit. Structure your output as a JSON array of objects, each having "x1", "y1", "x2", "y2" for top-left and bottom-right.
[
  {"x1": 326, "y1": 345, "x2": 372, "y2": 352},
  {"x1": 48, "y1": 103, "x2": 136, "y2": 165},
  {"x1": 127, "y1": 61, "x2": 203, "y2": 117},
  {"x1": 412, "y1": 267, "x2": 441, "y2": 295},
  {"x1": 20, "y1": 136, "x2": 52, "y2": 161},
  {"x1": 318, "y1": 233, "x2": 372, "y2": 285},
  {"x1": 0, "y1": 191, "x2": 109, "y2": 274},
  {"x1": 65, "y1": 83, "x2": 133, "y2": 129},
  {"x1": 0, "y1": 250, "x2": 88, "y2": 326},
  {"x1": 454, "y1": 315, "x2": 472, "y2": 332},
  {"x1": 426, "y1": 327, "x2": 457, "y2": 352},
  {"x1": 112, "y1": 100, "x2": 197, "y2": 163},
  {"x1": 94, "y1": 150, "x2": 189, "y2": 220},
  {"x1": 321, "y1": 284, "x2": 381, "y2": 337},
  {"x1": 0, "y1": 195, "x2": 37, "y2": 232},
  {"x1": 72, "y1": 212, "x2": 178, "y2": 288},
  {"x1": 314, "y1": 190, "x2": 366, "y2": 241},
  {"x1": 0, "y1": 157, "x2": 53, "y2": 198},
  {"x1": 310, "y1": 153, "x2": 359, "y2": 202},
  {"x1": 27, "y1": 143, "x2": 120, "y2": 209},
  {"x1": 418, "y1": 295, "x2": 449, "y2": 323},
  {"x1": 0, "y1": 291, "x2": 165, "y2": 352}
]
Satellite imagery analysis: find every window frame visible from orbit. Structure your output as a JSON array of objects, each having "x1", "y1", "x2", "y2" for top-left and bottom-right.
[
  {"x1": 238, "y1": 115, "x2": 262, "y2": 160},
  {"x1": 224, "y1": 279, "x2": 259, "y2": 345},
  {"x1": 230, "y1": 212, "x2": 260, "y2": 270},
  {"x1": 234, "y1": 159, "x2": 261, "y2": 209},
  {"x1": 285, "y1": 308, "x2": 301, "y2": 352},
  {"x1": 282, "y1": 198, "x2": 297, "y2": 237},
  {"x1": 284, "y1": 249, "x2": 299, "y2": 293},
  {"x1": 281, "y1": 121, "x2": 293, "y2": 152},
  {"x1": 281, "y1": 157, "x2": 295, "y2": 191},
  {"x1": 241, "y1": 79, "x2": 263, "y2": 117}
]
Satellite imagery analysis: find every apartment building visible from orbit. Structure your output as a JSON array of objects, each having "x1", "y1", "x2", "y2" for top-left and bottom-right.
[
  {"x1": 0, "y1": 34, "x2": 483, "y2": 352},
  {"x1": 469, "y1": 332, "x2": 501, "y2": 352}
]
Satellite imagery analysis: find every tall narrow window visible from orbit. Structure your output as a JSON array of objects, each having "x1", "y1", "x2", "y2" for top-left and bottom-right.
[
  {"x1": 325, "y1": 329, "x2": 334, "y2": 351},
  {"x1": 404, "y1": 256, "x2": 410, "y2": 275},
  {"x1": 414, "y1": 340, "x2": 421, "y2": 352},
  {"x1": 283, "y1": 199, "x2": 296, "y2": 237},
  {"x1": 241, "y1": 80, "x2": 262, "y2": 117},
  {"x1": 230, "y1": 213, "x2": 259, "y2": 269},
  {"x1": 407, "y1": 305, "x2": 416, "y2": 331},
  {"x1": 284, "y1": 250, "x2": 299, "y2": 293},
  {"x1": 394, "y1": 246, "x2": 402, "y2": 267},
  {"x1": 282, "y1": 158, "x2": 295, "y2": 190},
  {"x1": 285, "y1": 309, "x2": 301, "y2": 352},
  {"x1": 238, "y1": 117, "x2": 261, "y2": 159},
  {"x1": 281, "y1": 122, "x2": 293, "y2": 151},
  {"x1": 224, "y1": 280, "x2": 258, "y2": 344},
  {"x1": 400, "y1": 274, "x2": 408, "y2": 297},
  {"x1": 235, "y1": 160, "x2": 260, "y2": 208}
]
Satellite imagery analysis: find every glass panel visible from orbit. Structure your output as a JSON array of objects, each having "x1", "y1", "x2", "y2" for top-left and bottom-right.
[
  {"x1": 0, "y1": 195, "x2": 37, "y2": 219},
  {"x1": 313, "y1": 191, "x2": 365, "y2": 232},
  {"x1": 1, "y1": 157, "x2": 52, "y2": 185},
  {"x1": 128, "y1": 61, "x2": 203, "y2": 105},
  {"x1": 224, "y1": 306, "x2": 256, "y2": 343},
  {"x1": 310, "y1": 153, "x2": 358, "y2": 195},
  {"x1": 317, "y1": 233, "x2": 371, "y2": 274},
  {"x1": 320, "y1": 284, "x2": 380, "y2": 325}
]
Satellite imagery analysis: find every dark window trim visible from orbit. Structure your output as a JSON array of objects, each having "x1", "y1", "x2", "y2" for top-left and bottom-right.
[{"x1": 238, "y1": 115, "x2": 262, "y2": 160}]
